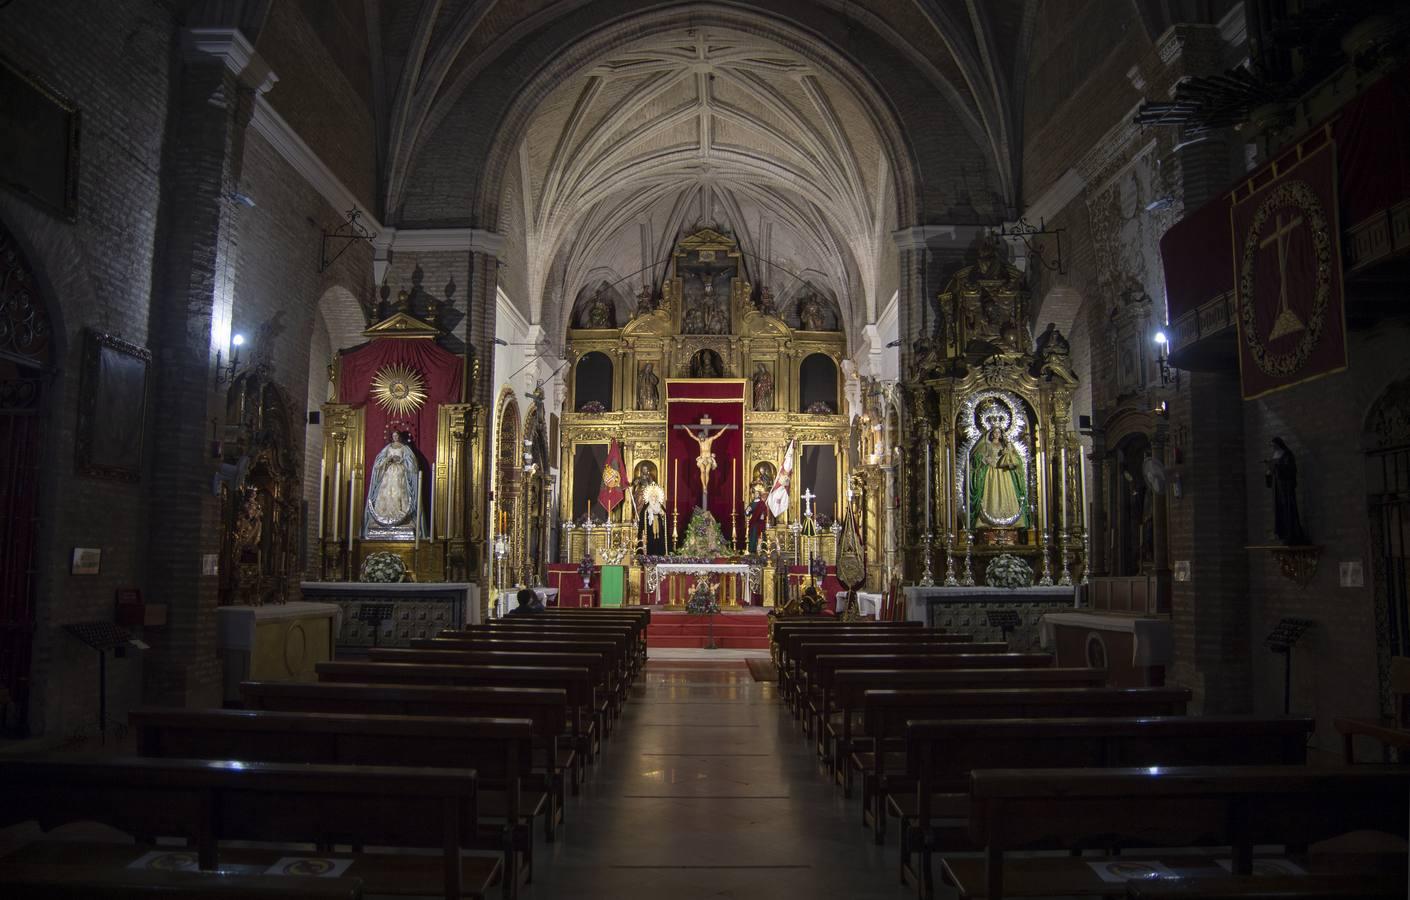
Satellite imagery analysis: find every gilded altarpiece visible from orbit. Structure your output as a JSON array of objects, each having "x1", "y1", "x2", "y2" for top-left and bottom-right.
[
  {"x1": 558, "y1": 228, "x2": 891, "y2": 600},
  {"x1": 318, "y1": 305, "x2": 479, "y2": 584},
  {"x1": 907, "y1": 242, "x2": 1087, "y2": 586}
]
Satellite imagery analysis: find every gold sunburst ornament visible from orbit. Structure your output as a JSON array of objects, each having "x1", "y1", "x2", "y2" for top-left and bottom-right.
[{"x1": 370, "y1": 364, "x2": 427, "y2": 415}]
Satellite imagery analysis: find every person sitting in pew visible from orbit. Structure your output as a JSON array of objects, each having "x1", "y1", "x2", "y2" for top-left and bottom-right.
[{"x1": 508, "y1": 587, "x2": 545, "y2": 616}]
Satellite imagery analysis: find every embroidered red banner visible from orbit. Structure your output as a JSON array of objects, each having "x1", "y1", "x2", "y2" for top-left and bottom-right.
[{"x1": 1230, "y1": 136, "x2": 1346, "y2": 399}]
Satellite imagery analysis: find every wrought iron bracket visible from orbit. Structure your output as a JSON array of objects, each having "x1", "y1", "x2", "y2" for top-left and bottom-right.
[
  {"x1": 1247, "y1": 544, "x2": 1321, "y2": 588},
  {"x1": 995, "y1": 217, "x2": 1067, "y2": 275},
  {"x1": 320, "y1": 209, "x2": 377, "y2": 273}
]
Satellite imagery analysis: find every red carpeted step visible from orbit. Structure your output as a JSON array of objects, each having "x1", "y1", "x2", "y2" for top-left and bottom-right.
[{"x1": 645, "y1": 611, "x2": 772, "y2": 650}]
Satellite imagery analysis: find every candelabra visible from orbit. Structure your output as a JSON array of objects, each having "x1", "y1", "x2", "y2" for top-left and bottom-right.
[
  {"x1": 960, "y1": 531, "x2": 976, "y2": 587},
  {"x1": 1058, "y1": 531, "x2": 1074, "y2": 586},
  {"x1": 1037, "y1": 528, "x2": 1055, "y2": 586},
  {"x1": 943, "y1": 532, "x2": 959, "y2": 587},
  {"x1": 919, "y1": 532, "x2": 936, "y2": 587},
  {"x1": 1081, "y1": 528, "x2": 1091, "y2": 586}
]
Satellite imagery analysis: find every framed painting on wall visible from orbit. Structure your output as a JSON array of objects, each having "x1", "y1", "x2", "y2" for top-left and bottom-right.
[
  {"x1": 0, "y1": 54, "x2": 80, "y2": 220},
  {"x1": 75, "y1": 330, "x2": 151, "y2": 482}
]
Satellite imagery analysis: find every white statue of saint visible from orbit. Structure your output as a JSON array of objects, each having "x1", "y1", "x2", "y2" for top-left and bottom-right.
[{"x1": 363, "y1": 431, "x2": 421, "y2": 537}]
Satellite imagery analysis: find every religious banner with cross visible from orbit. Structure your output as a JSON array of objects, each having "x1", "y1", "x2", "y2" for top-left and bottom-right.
[{"x1": 1230, "y1": 130, "x2": 1347, "y2": 400}]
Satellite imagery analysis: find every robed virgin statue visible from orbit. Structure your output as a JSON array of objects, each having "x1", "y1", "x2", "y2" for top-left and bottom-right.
[
  {"x1": 363, "y1": 431, "x2": 423, "y2": 538},
  {"x1": 969, "y1": 419, "x2": 1028, "y2": 529}
]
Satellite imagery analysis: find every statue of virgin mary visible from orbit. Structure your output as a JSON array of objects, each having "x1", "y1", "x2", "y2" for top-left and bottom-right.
[{"x1": 363, "y1": 431, "x2": 422, "y2": 538}]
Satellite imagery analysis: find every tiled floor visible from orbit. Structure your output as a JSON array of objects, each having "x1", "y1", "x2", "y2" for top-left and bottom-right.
[{"x1": 523, "y1": 659, "x2": 913, "y2": 899}]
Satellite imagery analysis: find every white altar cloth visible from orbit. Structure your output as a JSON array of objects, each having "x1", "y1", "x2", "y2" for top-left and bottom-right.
[
  {"x1": 648, "y1": 562, "x2": 758, "y2": 604},
  {"x1": 834, "y1": 591, "x2": 883, "y2": 619}
]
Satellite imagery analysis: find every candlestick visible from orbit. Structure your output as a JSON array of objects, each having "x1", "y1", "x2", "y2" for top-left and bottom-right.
[
  {"x1": 347, "y1": 471, "x2": 356, "y2": 552},
  {"x1": 1038, "y1": 527, "x2": 1054, "y2": 586},
  {"x1": 943, "y1": 532, "x2": 959, "y2": 587},
  {"x1": 919, "y1": 532, "x2": 935, "y2": 587},
  {"x1": 332, "y1": 461, "x2": 341, "y2": 541},
  {"x1": 960, "y1": 531, "x2": 975, "y2": 587}
]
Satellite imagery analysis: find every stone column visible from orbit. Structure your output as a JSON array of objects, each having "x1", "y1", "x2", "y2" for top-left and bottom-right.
[
  {"x1": 1088, "y1": 429, "x2": 1109, "y2": 576},
  {"x1": 144, "y1": 29, "x2": 274, "y2": 707}
]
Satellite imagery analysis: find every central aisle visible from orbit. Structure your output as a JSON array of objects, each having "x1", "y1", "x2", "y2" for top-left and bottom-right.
[{"x1": 523, "y1": 658, "x2": 907, "y2": 899}]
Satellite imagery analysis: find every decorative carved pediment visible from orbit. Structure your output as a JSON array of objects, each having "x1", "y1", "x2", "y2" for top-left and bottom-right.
[{"x1": 362, "y1": 311, "x2": 442, "y2": 340}]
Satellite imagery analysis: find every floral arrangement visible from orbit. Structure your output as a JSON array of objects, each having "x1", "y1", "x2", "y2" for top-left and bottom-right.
[
  {"x1": 578, "y1": 401, "x2": 607, "y2": 414},
  {"x1": 986, "y1": 552, "x2": 1034, "y2": 589},
  {"x1": 686, "y1": 578, "x2": 720, "y2": 616},
  {"x1": 577, "y1": 555, "x2": 596, "y2": 585},
  {"x1": 673, "y1": 509, "x2": 737, "y2": 558},
  {"x1": 805, "y1": 400, "x2": 835, "y2": 414},
  {"x1": 360, "y1": 551, "x2": 408, "y2": 583}
]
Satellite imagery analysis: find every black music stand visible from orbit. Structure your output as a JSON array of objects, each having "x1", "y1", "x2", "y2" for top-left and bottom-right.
[
  {"x1": 63, "y1": 622, "x2": 138, "y2": 745},
  {"x1": 1265, "y1": 617, "x2": 1315, "y2": 714},
  {"x1": 356, "y1": 603, "x2": 395, "y2": 649},
  {"x1": 986, "y1": 609, "x2": 1021, "y2": 645}
]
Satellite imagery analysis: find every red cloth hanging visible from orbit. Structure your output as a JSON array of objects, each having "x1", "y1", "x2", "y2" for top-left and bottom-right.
[
  {"x1": 665, "y1": 380, "x2": 746, "y2": 547},
  {"x1": 338, "y1": 340, "x2": 464, "y2": 490}
]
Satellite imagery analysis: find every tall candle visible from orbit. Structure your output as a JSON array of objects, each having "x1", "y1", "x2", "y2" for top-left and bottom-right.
[
  {"x1": 318, "y1": 458, "x2": 327, "y2": 539},
  {"x1": 1059, "y1": 447, "x2": 1068, "y2": 533},
  {"x1": 415, "y1": 471, "x2": 422, "y2": 549},
  {"x1": 673, "y1": 458, "x2": 679, "y2": 511},
  {"x1": 348, "y1": 471, "x2": 356, "y2": 549},
  {"x1": 429, "y1": 467, "x2": 435, "y2": 542},
  {"x1": 332, "y1": 461, "x2": 341, "y2": 540},
  {"x1": 924, "y1": 442, "x2": 932, "y2": 533}
]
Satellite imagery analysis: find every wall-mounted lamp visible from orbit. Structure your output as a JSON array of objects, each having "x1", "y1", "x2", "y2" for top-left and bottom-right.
[
  {"x1": 215, "y1": 333, "x2": 245, "y2": 387},
  {"x1": 1153, "y1": 330, "x2": 1179, "y2": 388}
]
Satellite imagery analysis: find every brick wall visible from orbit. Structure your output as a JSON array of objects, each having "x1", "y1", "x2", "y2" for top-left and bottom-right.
[{"x1": 0, "y1": 0, "x2": 176, "y2": 738}]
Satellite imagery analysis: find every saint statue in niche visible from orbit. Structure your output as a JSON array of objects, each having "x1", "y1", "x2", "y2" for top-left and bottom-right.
[
  {"x1": 1267, "y1": 437, "x2": 1307, "y2": 545},
  {"x1": 689, "y1": 349, "x2": 725, "y2": 378},
  {"x1": 637, "y1": 362, "x2": 660, "y2": 410},
  {"x1": 751, "y1": 362, "x2": 774, "y2": 411},
  {"x1": 585, "y1": 293, "x2": 615, "y2": 328},
  {"x1": 800, "y1": 295, "x2": 828, "y2": 331},
  {"x1": 969, "y1": 415, "x2": 1027, "y2": 529},
  {"x1": 364, "y1": 431, "x2": 421, "y2": 537}
]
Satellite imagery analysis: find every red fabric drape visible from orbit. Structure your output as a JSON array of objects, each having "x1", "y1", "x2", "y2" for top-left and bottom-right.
[
  {"x1": 338, "y1": 340, "x2": 464, "y2": 490},
  {"x1": 1163, "y1": 61, "x2": 1410, "y2": 324},
  {"x1": 1230, "y1": 139, "x2": 1346, "y2": 399},
  {"x1": 665, "y1": 380, "x2": 746, "y2": 547}
]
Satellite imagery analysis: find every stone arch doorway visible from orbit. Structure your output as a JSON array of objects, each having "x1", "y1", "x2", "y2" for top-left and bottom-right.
[
  {"x1": 0, "y1": 219, "x2": 57, "y2": 735},
  {"x1": 1364, "y1": 376, "x2": 1410, "y2": 718},
  {"x1": 493, "y1": 390, "x2": 523, "y2": 588}
]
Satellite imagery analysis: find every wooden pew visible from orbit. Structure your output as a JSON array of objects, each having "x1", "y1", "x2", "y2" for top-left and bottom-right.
[
  {"x1": 369, "y1": 647, "x2": 619, "y2": 731},
  {"x1": 805, "y1": 649, "x2": 1053, "y2": 738},
  {"x1": 779, "y1": 628, "x2": 962, "y2": 702},
  {"x1": 489, "y1": 613, "x2": 647, "y2": 671},
  {"x1": 425, "y1": 634, "x2": 628, "y2": 723},
  {"x1": 128, "y1": 707, "x2": 538, "y2": 894},
  {"x1": 903, "y1": 716, "x2": 1314, "y2": 897},
  {"x1": 790, "y1": 640, "x2": 1007, "y2": 720},
  {"x1": 238, "y1": 681, "x2": 574, "y2": 814},
  {"x1": 0, "y1": 756, "x2": 503, "y2": 900},
  {"x1": 1125, "y1": 873, "x2": 1407, "y2": 898},
  {"x1": 771, "y1": 617, "x2": 923, "y2": 663},
  {"x1": 940, "y1": 765, "x2": 1409, "y2": 900},
  {"x1": 823, "y1": 667, "x2": 1104, "y2": 780},
  {"x1": 472, "y1": 624, "x2": 639, "y2": 696},
  {"x1": 315, "y1": 662, "x2": 599, "y2": 777},
  {"x1": 856, "y1": 686, "x2": 1192, "y2": 842},
  {"x1": 0, "y1": 865, "x2": 365, "y2": 898}
]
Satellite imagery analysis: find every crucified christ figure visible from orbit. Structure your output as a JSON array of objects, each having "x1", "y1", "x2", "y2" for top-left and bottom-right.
[{"x1": 677, "y1": 417, "x2": 734, "y2": 507}]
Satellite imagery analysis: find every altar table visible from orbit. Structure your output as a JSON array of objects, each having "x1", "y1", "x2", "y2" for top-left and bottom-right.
[
  {"x1": 300, "y1": 581, "x2": 480, "y2": 650},
  {"x1": 494, "y1": 586, "x2": 560, "y2": 618},
  {"x1": 902, "y1": 585, "x2": 1075, "y2": 650},
  {"x1": 648, "y1": 562, "x2": 760, "y2": 606}
]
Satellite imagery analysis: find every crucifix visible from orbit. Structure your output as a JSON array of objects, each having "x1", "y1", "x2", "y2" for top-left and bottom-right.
[
  {"x1": 801, "y1": 488, "x2": 816, "y2": 519},
  {"x1": 674, "y1": 415, "x2": 739, "y2": 508},
  {"x1": 1259, "y1": 210, "x2": 1307, "y2": 341}
]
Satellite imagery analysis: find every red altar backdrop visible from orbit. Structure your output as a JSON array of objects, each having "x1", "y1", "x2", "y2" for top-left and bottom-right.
[
  {"x1": 665, "y1": 379, "x2": 746, "y2": 547},
  {"x1": 338, "y1": 340, "x2": 464, "y2": 488}
]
